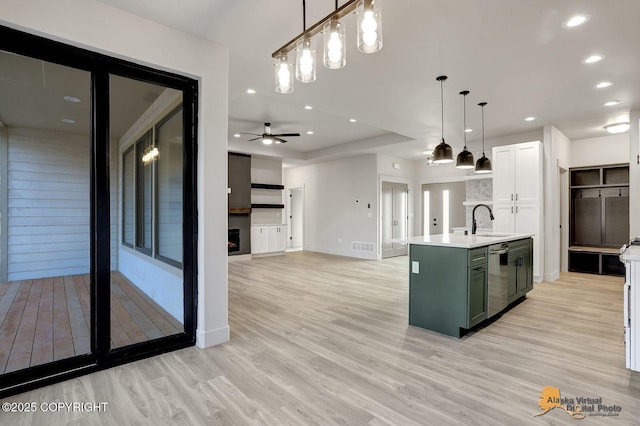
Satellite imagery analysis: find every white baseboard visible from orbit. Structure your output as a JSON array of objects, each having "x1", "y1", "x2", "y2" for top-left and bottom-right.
[
  {"x1": 196, "y1": 325, "x2": 229, "y2": 348},
  {"x1": 305, "y1": 246, "x2": 377, "y2": 260}
]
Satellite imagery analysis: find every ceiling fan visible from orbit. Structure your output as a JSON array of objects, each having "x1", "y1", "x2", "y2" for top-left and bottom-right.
[{"x1": 240, "y1": 122, "x2": 300, "y2": 144}]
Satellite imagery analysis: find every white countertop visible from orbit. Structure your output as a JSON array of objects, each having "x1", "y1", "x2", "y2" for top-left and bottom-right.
[
  {"x1": 407, "y1": 233, "x2": 534, "y2": 249},
  {"x1": 621, "y1": 245, "x2": 640, "y2": 261}
]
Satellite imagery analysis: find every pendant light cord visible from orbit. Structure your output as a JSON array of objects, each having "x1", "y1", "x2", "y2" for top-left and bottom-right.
[
  {"x1": 440, "y1": 78, "x2": 444, "y2": 142},
  {"x1": 302, "y1": 0, "x2": 306, "y2": 31},
  {"x1": 481, "y1": 103, "x2": 486, "y2": 155},
  {"x1": 463, "y1": 93, "x2": 467, "y2": 148}
]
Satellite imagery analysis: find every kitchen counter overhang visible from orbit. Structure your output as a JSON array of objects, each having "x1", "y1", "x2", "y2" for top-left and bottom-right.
[{"x1": 406, "y1": 232, "x2": 534, "y2": 249}]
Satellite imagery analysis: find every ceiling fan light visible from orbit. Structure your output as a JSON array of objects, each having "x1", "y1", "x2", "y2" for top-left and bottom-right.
[
  {"x1": 433, "y1": 139, "x2": 453, "y2": 164},
  {"x1": 274, "y1": 53, "x2": 294, "y2": 94},
  {"x1": 356, "y1": 0, "x2": 383, "y2": 54},
  {"x1": 296, "y1": 37, "x2": 317, "y2": 83},
  {"x1": 475, "y1": 155, "x2": 492, "y2": 173},
  {"x1": 456, "y1": 148, "x2": 474, "y2": 169},
  {"x1": 262, "y1": 137, "x2": 273, "y2": 145},
  {"x1": 323, "y1": 19, "x2": 346, "y2": 69}
]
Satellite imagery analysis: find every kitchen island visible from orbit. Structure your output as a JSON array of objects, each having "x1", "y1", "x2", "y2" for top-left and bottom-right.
[{"x1": 408, "y1": 233, "x2": 533, "y2": 337}]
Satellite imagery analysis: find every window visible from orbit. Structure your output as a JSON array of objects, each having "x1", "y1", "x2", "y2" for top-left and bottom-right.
[
  {"x1": 156, "y1": 107, "x2": 183, "y2": 266},
  {"x1": 122, "y1": 104, "x2": 184, "y2": 268},
  {"x1": 136, "y1": 130, "x2": 153, "y2": 254},
  {"x1": 122, "y1": 146, "x2": 135, "y2": 247}
]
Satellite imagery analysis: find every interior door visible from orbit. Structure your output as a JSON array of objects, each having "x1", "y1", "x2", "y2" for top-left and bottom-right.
[
  {"x1": 381, "y1": 182, "x2": 408, "y2": 258},
  {"x1": 287, "y1": 187, "x2": 303, "y2": 249},
  {"x1": 422, "y1": 182, "x2": 466, "y2": 235}
]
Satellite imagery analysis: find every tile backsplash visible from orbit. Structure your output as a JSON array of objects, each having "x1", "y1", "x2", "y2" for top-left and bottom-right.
[{"x1": 466, "y1": 177, "x2": 493, "y2": 230}]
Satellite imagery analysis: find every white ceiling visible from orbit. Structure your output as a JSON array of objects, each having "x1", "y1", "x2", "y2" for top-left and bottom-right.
[{"x1": 86, "y1": 1, "x2": 640, "y2": 162}]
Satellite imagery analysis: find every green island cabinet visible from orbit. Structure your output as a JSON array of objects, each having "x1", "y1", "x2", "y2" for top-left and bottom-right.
[{"x1": 409, "y1": 238, "x2": 532, "y2": 338}]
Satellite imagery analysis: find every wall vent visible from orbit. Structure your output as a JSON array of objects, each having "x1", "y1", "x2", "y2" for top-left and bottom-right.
[{"x1": 351, "y1": 241, "x2": 375, "y2": 253}]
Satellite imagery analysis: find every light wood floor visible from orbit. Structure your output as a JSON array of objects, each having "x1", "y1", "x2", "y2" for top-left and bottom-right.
[
  {"x1": 0, "y1": 272, "x2": 182, "y2": 374},
  {"x1": 2, "y1": 251, "x2": 640, "y2": 425}
]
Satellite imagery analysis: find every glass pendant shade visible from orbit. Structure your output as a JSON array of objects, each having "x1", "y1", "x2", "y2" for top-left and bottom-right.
[
  {"x1": 323, "y1": 19, "x2": 346, "y2": 69},
  {"x1": 274, "y1": 54, "x2": 294, "y2": 94},
  {"x1": 356, "y1": 0, "x2": 383, "y2": 54},
  {"x1": 433, "y1": 139, "x2": 453, "y2": 164},
  {"x1": 456, "y1": 148, "x2": 474, "y2": 169},
  {"x1": 296, "y1": 37, "x2": 317, "y2": 83},
  {"x1": 475, "y1": 155, "x2": 492, "y2": 173}
]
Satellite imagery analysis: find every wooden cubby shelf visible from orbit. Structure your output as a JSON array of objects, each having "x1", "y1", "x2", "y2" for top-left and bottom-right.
[
  {"x1": 251, "y1": 183, "x2": 285, "y2": 190},
  {"x1": 251, "y1": 204, "x2": 285, "y2": 209}
]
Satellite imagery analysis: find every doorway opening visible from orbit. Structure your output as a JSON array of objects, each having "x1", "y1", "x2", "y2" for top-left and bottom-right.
[
  {"x1": 286, "y1": 187, "x2": 304, "y2": 251},
  {"x1": 422, "y1": 181, "x2": 465, "y2": 235},
  {"x1": 381, "y1": 182, "x2": 408, "y2": 259}
]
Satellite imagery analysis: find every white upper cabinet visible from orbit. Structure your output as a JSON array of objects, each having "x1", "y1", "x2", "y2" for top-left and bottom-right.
[
  {"x1": 492, "y1": 146, "x2": 515, "y2": 203},
  {"x1": 493, "y1": 141, "x2": 542, "y2": 204}
]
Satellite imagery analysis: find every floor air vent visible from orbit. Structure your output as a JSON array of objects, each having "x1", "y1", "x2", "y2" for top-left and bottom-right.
[{"x1": 351, "y1": 241, "x2": 375, "y2": 253}]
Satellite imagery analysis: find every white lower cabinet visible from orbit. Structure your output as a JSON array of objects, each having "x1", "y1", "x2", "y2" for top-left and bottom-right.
[{"x1": 251, "y1": 225, "x2": 287, "y2": 255}]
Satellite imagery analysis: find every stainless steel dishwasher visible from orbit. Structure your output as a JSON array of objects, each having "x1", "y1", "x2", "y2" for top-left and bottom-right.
[{"x1": 488, "y1": 242, "x2": 509, "y2": 318}]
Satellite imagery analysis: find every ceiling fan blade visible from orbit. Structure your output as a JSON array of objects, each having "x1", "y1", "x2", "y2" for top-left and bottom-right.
[
  {"x1": 239, "y1": 132, "x2": 261, "y2": 136},
  {"x1": 272, "y1": 133, "x2": 300, "y2": 137},
  {"x1": 273, "y1": 137, "x2": 288, "y2": 144},
  {"x1": 247, "y1": 137, "x2": 262, "y2": 141}
]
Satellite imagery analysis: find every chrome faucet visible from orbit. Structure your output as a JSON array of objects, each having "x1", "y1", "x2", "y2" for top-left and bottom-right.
[{"x1": 472, "y1": 204, "x2": 495, "y2": 235}]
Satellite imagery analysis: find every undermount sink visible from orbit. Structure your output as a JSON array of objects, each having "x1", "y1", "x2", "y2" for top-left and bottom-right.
[{"x1": 474, "y1": 233, "x2": 515, "y2": 238}]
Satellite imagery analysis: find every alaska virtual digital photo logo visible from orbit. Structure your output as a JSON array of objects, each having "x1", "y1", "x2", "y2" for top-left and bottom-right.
[{"x1": 534, "y1": 386, "x2": 622, "y2": 419}]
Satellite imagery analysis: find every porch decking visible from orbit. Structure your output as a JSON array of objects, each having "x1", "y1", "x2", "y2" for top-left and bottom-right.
[{"x1": 0, "y1": 272, "x2": 183, "y2": 374}]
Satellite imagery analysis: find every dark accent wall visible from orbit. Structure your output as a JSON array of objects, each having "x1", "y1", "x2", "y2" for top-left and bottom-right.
[{"x1": 228, "y1": 153, "x2": 251, "y2": 255}]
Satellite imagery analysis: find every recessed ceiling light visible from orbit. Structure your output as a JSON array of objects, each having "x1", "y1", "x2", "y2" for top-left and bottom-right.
[
  {"x1": 584, "y1": 54, "x2": 604, "y2": 64},
  {"x1": 233, "y1": 133, "x2": 241, "y2": 138},
  {"x1": 604, "y1": 100, "x2": 621, "y2": 107},
  {"x1": 63, "y1": 95, "x2": 81, "y2": 103},
  {"x1": 595, "y1": 81, "x2": 613, "y2": 89},
  {"x1": 61, "y1": 118, "x2": 76, "y2": 124},
  {"x1": 464, "y1": 128, "x2": 472, "y2": 133},
  {"x1": 524, "y1": 116, "x2": 536, "y2": 122},
  {"x1": 564, "y1": 14, "x2": 590, "y2": 28},
  {"x1": 349, "y1": 118, "x2": 357, "y2": 123},
  {"x1": 246, "y1": 88, "x2": 256, "y2": 94},
  {"x1": 306, "y1": 131, "x2": 314, "y2": 135},
  {"x1": 604, "y1": 122, "x2": 630, "y2": 134},
  {"x1": 304, "y1": 105, "x2": 313, "y2": 110}
]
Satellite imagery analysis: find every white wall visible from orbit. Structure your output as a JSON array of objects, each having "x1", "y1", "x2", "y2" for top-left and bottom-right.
[
  {"x1": 251, "y1": 157, "x2": 284, "y2": 226},
  {"x1": 286, "y1": 154, "x2": 378, "y2": 259},
  {"x1": 630, "y1": 110, "x2": 640, "y2": 237},
  {"x1": 0, "y1": 0, "x2": 230, "y2": 348},
  {"x1": 6, "y1": 127, "x2": 89, "y2": 281},
  {"x1": 570, "y1": 134, "x2": 630, "y2": 168},
  {"x1": 543, "y1": 125, "x2": 571, "y2": 282}
]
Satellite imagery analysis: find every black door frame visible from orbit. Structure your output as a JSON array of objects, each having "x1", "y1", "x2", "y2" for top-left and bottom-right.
[{"x1": 0, "y1": 25, "x2": 198, "y2": 397}]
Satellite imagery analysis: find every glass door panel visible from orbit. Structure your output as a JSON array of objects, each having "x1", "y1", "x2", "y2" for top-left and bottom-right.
[
  {"x1": 109, "y1": 75, "x2": 184, "y2": 349},
  {"x1": 0, "y1": 50, "x2": 91, "y2": 373}
]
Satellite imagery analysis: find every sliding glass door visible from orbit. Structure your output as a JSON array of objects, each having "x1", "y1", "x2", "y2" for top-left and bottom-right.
[
  {"x1": 0, "y1": 51, "x2": 92, "y2": 375},
  {"x1": 0, "y1": 24, "x2": 198, "y2": 397}
]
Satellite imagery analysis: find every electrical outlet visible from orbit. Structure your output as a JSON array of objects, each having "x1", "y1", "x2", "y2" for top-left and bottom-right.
[{"x1": 411, "y1": 261, "x2": 420, "y2": 274}]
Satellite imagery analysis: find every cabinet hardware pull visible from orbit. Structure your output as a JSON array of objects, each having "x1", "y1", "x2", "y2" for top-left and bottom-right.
[
  {"x1": 511, "y1": 194, "x2": 513, "y2": 201},
  {"x1": 516, "y1": 193, "x2": 518, "y2": 201},
  {"x1": 516, "y1": 206, "x2": 519, "y2": 214},
  {"x1": 511, "y1": 206, "x2": 514, "y2": 214},
  {"x1": 472, "y1": 257, "x2": 485, "y2": 262}
]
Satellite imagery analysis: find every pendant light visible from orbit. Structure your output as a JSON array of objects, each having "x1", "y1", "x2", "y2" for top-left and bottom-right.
[
  {"x1": 456, "y1": 90, "x2": 474, "y2": 169},
  {"x1": 324, "y1": 13, "x2": 346, "y2": 69},
  {"x1": 274, "y1": 52, "x2": 294, "y2": 94},
  {"x1": 356, "y1": 0, "x2": 383, "y2": 54},
  {"x1": 475, "y1": 102, "x2": 492, "y2": 174},
  {"x1": 433, "y1": 75, "x2": 453, "y2": 164},
  {"x1": 296, "y1": 36, "x2": 317, "y2": 83}
]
